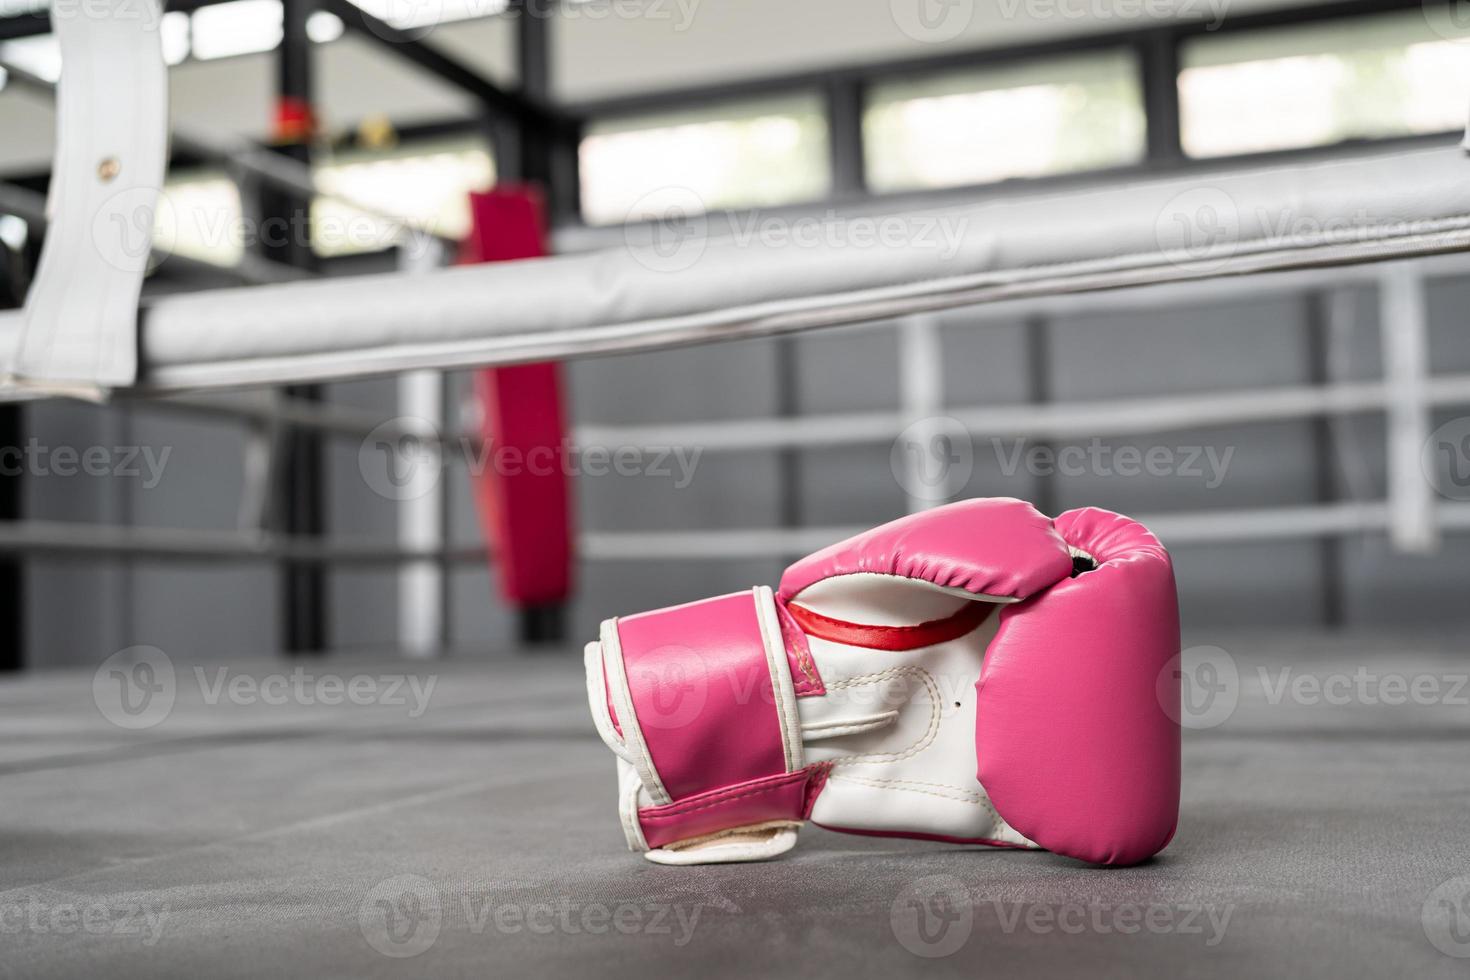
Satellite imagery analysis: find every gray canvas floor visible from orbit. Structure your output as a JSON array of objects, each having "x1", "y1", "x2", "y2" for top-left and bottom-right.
[{"x1": 2, "y1": 632, "x2": 1469, "y2": 978}]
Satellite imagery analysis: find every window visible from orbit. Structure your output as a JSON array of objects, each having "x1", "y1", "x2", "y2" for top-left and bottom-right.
[
  {"x1": 160, "y1": 11, "x2": 190, "y2": 65},
  {"x1": 863, "y1": 51, "x2": 1145, "y2": 193},
  {"x1": 152, "y1": 141, "x2": 494, "y2": 267},
  {"x1": 155, "y1": 172, "x2": 247, "y2": 266},
  {"x1": 190, "y1": 0, "x2": 283, "y2": 60},
  {"x1": 345, "y1": 0, "x2": 504, "y2": 32},
  {"x1": 580, "y1": 97, "x2": 830, "y2": 226},
  {"x1": 311, "y1": 138, "x2": 496, "y2": 257},
  {"x1": 1180, "y1": 11, "x2": 1470, "y2": 158},
  {"x1": 0, "y1": 34, "x2": 61, "y2": 82}
]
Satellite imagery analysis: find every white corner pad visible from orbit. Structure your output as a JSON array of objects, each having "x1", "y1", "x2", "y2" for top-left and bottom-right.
[
  {"x1": 644, "y1": 823, "x2": 800, "y2": 865},
  {"x1": 1, "y1": 0, "x2": 167, "y2": 397}
]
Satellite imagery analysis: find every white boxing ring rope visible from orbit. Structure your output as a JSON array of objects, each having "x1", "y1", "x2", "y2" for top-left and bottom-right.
[{"x1": 133, "y1": 146, "x2": 1470, "y2": 392}]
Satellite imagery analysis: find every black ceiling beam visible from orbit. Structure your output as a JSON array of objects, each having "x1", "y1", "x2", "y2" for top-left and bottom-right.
[
  {"x1": 315, "y1": 0, "x2": 577, "y2": 137},
  {"x1": 0, "y1": 10, "x2": 45, "y2": 42}
]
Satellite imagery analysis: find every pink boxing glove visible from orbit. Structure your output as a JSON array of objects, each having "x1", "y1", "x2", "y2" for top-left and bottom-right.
[{"x1": 585, "y1": 497, "x2": 1179, "y2": 866}]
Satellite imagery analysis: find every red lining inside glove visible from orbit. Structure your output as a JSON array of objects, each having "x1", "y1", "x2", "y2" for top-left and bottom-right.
[{"x1": 784, "y1": 599, "x2": 995, "y2": 651}]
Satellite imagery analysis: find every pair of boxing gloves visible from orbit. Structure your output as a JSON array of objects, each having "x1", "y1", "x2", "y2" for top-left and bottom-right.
[{"x1": 585, "y1": 497, "x2": 1180, "y2": 867}]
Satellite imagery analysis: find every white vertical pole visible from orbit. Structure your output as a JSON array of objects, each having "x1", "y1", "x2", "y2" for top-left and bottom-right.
[
  {"x1": 398, "y1": 236, "x2": 447, "y2": 657},
  {"x1": 899, "y1": 313, "x2": 944, "y2": 514},
  {"x1": 1379, "y1": 262, "x2": 1437, "y2": 554}
]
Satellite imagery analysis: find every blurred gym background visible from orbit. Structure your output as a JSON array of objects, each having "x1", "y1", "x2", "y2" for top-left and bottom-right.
[{"x1": 2, "y1": 0, "x2": 1469, "y2": 669}]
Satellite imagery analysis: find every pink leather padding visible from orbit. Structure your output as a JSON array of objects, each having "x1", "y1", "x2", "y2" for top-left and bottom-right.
[
  {"x1": 976, "y1": 507, "x2": 1181, "y2": 866},
  {"x1": 778, "y1": 497, "x2": 1074, "y2": 603},
  {"x1": 638, "y1": 768, "x2": 818, "y2": 849},
  {"x1": 616, "y1": 591, "x2": 789, "y2": 802}
]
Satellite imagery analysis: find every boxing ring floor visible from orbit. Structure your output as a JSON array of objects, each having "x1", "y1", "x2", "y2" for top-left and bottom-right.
[{"x1": 2, "y1": 632, "x2": 1468, "y2": 978}]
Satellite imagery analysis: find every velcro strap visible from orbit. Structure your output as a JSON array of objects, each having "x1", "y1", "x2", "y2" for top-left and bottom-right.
[{"x1": 610, "y1": 588, "x2": 802, "y2": 805}]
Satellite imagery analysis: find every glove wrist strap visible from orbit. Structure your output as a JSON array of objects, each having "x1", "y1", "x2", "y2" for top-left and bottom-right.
[{"x1": 594, "y1": 587, "x2": 822, "y2": 859}]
